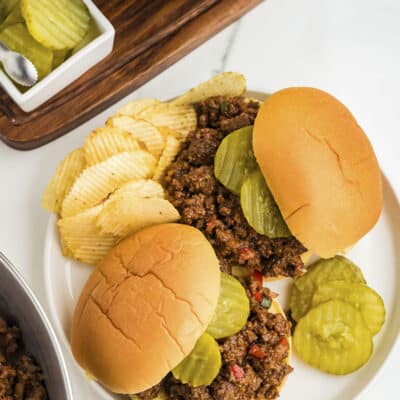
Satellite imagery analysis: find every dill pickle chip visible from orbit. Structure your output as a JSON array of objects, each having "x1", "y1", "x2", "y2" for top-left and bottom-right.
[
  {"x1": 2, "y1": 0, "x2": 18, "y2": 17},
  {"x1": 21, "y1": 0, "x2": 90, "y2": 50},
  {"x1": 214, "y1": 126, "x2": 258, "y2": 194},
  {"x1": 0, "y1": 6, "x2": 5, "y2": 24},
  {"x1": 290, "y1": 256, "x2": 366, "y2": 321},
  {"x1": 206, "y1": 272, "x2": 250, "y2": 339},
  {"x1": 52, "y1": 49, "x2": 69, "y2": 69},
  {"x1": 0, "y1": 23, "x2": 53, "y2": 80},
  {"x1": 294, "y1": 300, "x2": 373, "y2": 375},
  {"x1": 0, "y1": 1, "x2": 23, "y2": 28},
  {"x1": 172, "y1": 333, "x2": 221, "y2": 387},
  {"x1": 312, "y1": 281, "x2": 385, "y2": 335},
  {"x1": 72, "y1": 18, "x2": 100, "y2": 55},
  {"x1": 241, "y1": 169, "x2": 290, "y2": 238}
]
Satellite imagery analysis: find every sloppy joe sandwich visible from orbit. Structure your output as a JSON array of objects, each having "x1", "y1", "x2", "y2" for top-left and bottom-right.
[{"x1": 71, "y1": 224, "x2": 292, "y2": 399}]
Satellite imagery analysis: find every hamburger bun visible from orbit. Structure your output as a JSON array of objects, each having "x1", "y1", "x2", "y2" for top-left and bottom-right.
[
  {"x1": 253, "y1": 87, "x2": 382, "y2": 257},
  {"x1": 70, "y1": 223, "x2": 221, "y2": 394}
]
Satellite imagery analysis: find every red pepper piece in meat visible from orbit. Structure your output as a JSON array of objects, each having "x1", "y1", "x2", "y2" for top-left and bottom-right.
[
  {"x1": 275, "y1": 337, "x2": 290, "y2": 358},
  {"x1": 230, "y1": 364, "x2": 245, "y2": 380},
  {"x1": 254, "y1": 291, "x2": 263, "y2": 302},
  {"x1": 253, "y1": 269, "x2": 263, "y2": 287},
  {"x1": 278, "y1": 337, "x2": 289, "y2": 350},
  {"x1": 248, "y1": 344, "x2": 267, "y2": 359},
  {"x1": 239, "y1": 247, "x2": 255, "y2": 261}
]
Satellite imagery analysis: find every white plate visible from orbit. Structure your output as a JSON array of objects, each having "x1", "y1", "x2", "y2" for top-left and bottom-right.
[{"x1": 44, "y1": 174, "x2": 400, "y2": 400}]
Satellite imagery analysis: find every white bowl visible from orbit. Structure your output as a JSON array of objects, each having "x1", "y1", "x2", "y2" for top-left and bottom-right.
[{"x1": 0, "y1": 0, "x2": 115, "y2": 112}]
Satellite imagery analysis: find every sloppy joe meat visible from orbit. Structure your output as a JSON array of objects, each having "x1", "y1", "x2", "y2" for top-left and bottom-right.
[
  {"x1": 0, "y1": 318, "x2": 47, "y2": 400},
  {"x1": 164, "y1": 96, "x2": 306, "y2": 278}
]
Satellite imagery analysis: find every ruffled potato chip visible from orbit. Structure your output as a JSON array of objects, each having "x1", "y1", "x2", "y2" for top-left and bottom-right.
[
  {"x1": 58, "y1": 205, "x2": 118, "y2": 265},
  {"x1": 171, "y1": 72, "x2": 246, "y2": 105},
  {"x1": 83, "y1": 127, "x2": 140, "y2": 166},
  {"x1": 115, "y1": 98, "x2": 161, "y2": 117},
  {"x1": 157, "y1": 126, "x2": 181, "y2": 140},
  {"x1": 138, "y1": 103, "x2": 197, "y2": 139},
  {"x1": 41, "y1": 148, "x2": 86, "y2": 214},
  {"x1": 61, "y1": 151, "x2": 156, "y2": 218},
  {"x1": 97, "y1": 195, "x2": 180, "y2": 237},
  {"x1": 153, "y1": 135, "x2": 180, "y2": 181},
  {"x1": 114, "y1": 179, "x2": 165, "y2": 200},
  {"x1": 108, "y1": 116, "x2": 165, "y2": 158}
]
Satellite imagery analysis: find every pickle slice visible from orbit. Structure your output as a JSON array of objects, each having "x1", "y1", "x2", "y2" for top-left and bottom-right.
[
  {"x1": 0, "y1": 1, "x2": 23, "y2": 28},
  {"x1": 2, "y1": 0, "x2": 18, "y2": 17},
  {"x1": 312, "y1": 281, "x2": 385, "y2": 335},
  {"x1": 294, "y1": 300, "x2": 373, "y2": 375},
  {"x1": 72, "y1": 18, "x2": 100, "y2": 55},
  {"x1": 214, "y1": 126, "x2": 258, "y2": 194},
  {"x1": 206, "y1": 272, "x2": 250, "y2": 339},
  {"x1": 21, "y1": 0, "x2": 90, "y2": 50},
  {"x1": 172, "y1": 333, "x2": 221, "y2": 387},
  {"x1": 52, "y1": 49, "x2": 69, "y2": 69},
  {"x1": 290, "y1": 256, "x2": 366, "y2": 321},
  {"x1": 241, "y1": 169, "x2": 290, "y2": 238},
  {"x1": 0, "y1": 5, "x2": 5, "y2": 24},
  {"x1": 0, "y1": 23, "x2": 53, "y2": 80}
]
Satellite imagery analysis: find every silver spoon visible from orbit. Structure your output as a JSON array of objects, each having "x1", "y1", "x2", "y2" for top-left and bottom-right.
[{"x1": 0, "y1": 41, "x2": 38, "y2": 87}]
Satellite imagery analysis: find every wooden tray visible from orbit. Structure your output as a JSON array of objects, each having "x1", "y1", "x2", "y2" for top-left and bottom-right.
[{"x1": 0, "y1": 0, "x2": 261, "y2": 150}]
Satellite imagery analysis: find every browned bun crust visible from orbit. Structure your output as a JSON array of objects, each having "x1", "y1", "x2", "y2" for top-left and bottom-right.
[
  {"x1": 253, "y1": 87, "x2": 382, "y2": 257},
  {"x1": 70, "y1": 223, "x2": 221, "y2": 394}
]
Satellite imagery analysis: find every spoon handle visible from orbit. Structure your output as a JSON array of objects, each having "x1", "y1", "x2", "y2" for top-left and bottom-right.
[{"x1": 0, "y1": 41, "x2": 9, "y2": 62}]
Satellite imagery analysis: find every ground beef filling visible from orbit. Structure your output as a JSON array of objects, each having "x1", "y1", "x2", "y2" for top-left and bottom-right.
[
  {"x1": 163, "y1": 96, "x2": 306, "y2": 278},
  {"x1": 137, "y1": 278, "x2": 292, "y2": 400},
  {"x1": 0, "y1": 318, "x2": 47, "y2": 400}
]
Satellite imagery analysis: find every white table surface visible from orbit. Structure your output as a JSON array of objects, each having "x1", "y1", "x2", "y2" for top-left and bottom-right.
[{"x1": 0, "y1": 0, "x2": 399, "y2": 398}]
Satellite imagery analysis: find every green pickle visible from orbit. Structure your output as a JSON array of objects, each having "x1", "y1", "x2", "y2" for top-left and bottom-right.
[
  {"x1": 1, "y1": 0, "x2": 17, "y2": 20},
  {"x1": 241, "y1": 169, "x2": 290, "y2": 238},
  {"x1": 206, "y1": 272, "x2": 250, "y2": 339},
  {"x1": 214, "y1": 126, "x2": 258, "y2": 194},
  {"x1": 312, "y1": 281, "x2": 385, "y2": 335},
  {"x1": 294, "y1": 300, "x2": 373, "y2": 375},
  {"x1": 172, "y1": 333, "x2": 221, "y2": 387},
  {"x1": 52, "y1": 49, "x2": 69, "y2": 69},
  {"x1": 0, "y1": 23, "x2": 53, "y2": 80},
  {"x1": 21, "y1": 0, "x2": 90, "y2": 50},
  {"x1": 0, "y1": 1, "x2": 23, "y2": 28},
  {"x1": 72, "y1": 19, "x2": 100, "y2": 55},
  {"x1": 290, "y1": 256, "x2": 366, "y2": 321}
]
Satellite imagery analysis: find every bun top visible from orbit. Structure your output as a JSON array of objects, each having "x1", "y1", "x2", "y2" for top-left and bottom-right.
[
  {"x1": 253, "y1": 87, "x2": 382, "y2": 257},
  {"x1": 70, "y1": 223, "x2": 221, "y2": 394}
]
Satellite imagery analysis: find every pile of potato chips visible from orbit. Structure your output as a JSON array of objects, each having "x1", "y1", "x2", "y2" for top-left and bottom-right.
[{"x1": 42, "y1": 72, "x2": 247, "y2": 265}]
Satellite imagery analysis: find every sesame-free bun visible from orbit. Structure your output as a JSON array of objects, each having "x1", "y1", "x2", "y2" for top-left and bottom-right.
[
  {"x1": 70, "y1": 223, "x2": 220, "y2": 394},
  {"x1": 253, "y1": 87, "x2": 382, "y2": 257}
]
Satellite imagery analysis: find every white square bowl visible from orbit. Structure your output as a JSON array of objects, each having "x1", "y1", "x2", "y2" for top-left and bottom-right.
[{"x1": 0, "y1": 0, "x2": 115, "y2": 112}]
